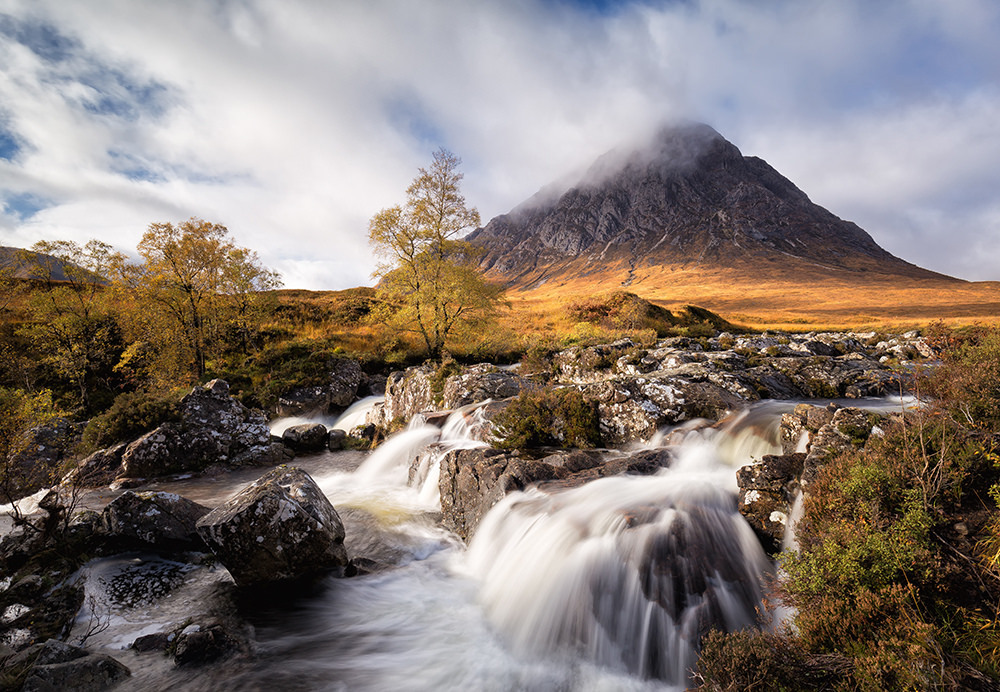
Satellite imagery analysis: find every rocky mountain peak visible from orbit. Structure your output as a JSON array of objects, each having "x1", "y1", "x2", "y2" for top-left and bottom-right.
[{"x1": 468, "y1": 122, "x2": 946, "y2": 286}]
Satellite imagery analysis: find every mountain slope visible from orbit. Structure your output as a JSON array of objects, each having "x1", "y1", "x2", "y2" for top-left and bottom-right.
[{"x1": 468, "y1": 123, "x2": 952, "y2": 289}]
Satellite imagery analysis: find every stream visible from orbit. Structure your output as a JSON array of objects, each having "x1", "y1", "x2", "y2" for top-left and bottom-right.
[{"x1": 10, "y1": 397, "x2": 911, "y2": 690}]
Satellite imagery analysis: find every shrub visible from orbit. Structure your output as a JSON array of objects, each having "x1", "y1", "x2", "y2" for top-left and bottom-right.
[
  {"x1": 81, "y1": 389, "x2": 180, "y2": 452},
  {"x1": 491, "y1": 388, "x2": 601, "y2": 449}
]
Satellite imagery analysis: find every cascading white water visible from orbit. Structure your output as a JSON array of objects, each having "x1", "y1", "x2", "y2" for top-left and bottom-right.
[
  {"x1": 461, "y1": 410, "x2": 783, "y2": 686},
  {"x1": 46, "y1": 398, "x2": 859, "y2": 691}
]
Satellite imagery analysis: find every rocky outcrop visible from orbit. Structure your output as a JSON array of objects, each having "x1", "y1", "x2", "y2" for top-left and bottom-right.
[
  {"x1": 438, "y1": 447, "x2": 672, "y2": 540},
  {"x1": 371, "y1": 363, "x2": 529, "y2": 430},
  {"x1": 275, "y1": 358, "x2": 365, "y2": 416},
  {"x1": 736, "y1": 453, "x2": 805, "y2": 554},
  {"x1": 736, "y1": 403, "x2": 889, "y2": 553},
  {"x1": 101, "y1": 491, "x2": 210, "y2": 552},
  {"x1": 117, "y1": 379, "x2": 276, "y2": 479},
  {"x1": 195, "y1": 466, "x2": 349, "y2": 587},
  {"x1": 370, "y1": 331, "x2": 923, "y2": 447}
]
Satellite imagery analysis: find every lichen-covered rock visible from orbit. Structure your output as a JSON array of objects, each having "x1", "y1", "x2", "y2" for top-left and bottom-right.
[
  {"x1": 281, "y1": 423, "x2": 328, "y2": 453},
  {"x1": 195, "y1": 466, "x2": 349, "y2": 587},
  {"x1": 441, "y1": 364, "x2": 528, "y2": 408},
  {"x1": 802, "y1": 406, "x2": 885, "y2": 485},
  {"x1": 102, "y1": 491, "x2": 210, "y2": 551},
  {"x1": 118, "y1": 379, "x2": 272, "y2": 478},
  {"x1": 439, "y1": 447, "x2": 672, "y2": 540},
  {"x1": 11, "y1": 640, "x2": 130, "y2": 692},
  {"x1": 379, "y1": 364, "x2": 437, "y2": 426},
  {"x1": 736, "y1": 453, "x2": 805, "y2": 554},
  {"x1": 275, "y1": 358, "x2": 365, "y2": 416}
]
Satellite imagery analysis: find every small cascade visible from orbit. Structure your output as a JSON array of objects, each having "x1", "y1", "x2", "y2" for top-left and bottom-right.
[
  {"x1": 462, "y1": 408, "x2": 784, "y2": 686},
  {"x1": 331, "y1": 395, "x2": 384, "y2": 432}
]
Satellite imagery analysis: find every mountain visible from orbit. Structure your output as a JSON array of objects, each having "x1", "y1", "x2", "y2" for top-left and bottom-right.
[
  {"x1": 468, "y1": 123, "x2": 952, "y2": 289},
  {"x1": 0, "y1": 246, "x2": 104, "y2": 284}
]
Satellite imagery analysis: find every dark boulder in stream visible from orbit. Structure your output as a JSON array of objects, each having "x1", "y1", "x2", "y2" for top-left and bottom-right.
[
  {"x1": 196, "y1": 466, "x2": 349, "y2": 587},
  {"x1": 8, "y1": 639, "x2": 130, "y2": 692}
]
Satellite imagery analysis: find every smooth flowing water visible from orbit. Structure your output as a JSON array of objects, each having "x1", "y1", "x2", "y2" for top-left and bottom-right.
[{"x1": 14, "y1": 398, "x2": 910, "y2": 690}]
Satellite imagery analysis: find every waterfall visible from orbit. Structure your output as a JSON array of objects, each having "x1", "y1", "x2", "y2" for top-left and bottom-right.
[{"x1": 461, "y1": 407, "x2": 784, "y2": 685}]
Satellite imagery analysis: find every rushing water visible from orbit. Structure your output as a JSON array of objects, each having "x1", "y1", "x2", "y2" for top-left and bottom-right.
[{"x1": 9, "y1": 398, "x2": 913, "y2": 690}]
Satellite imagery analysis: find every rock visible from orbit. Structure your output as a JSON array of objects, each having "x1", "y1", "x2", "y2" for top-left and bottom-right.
[
  {"x1": 64, "y1": 442, "x2": 129, "y2": 488},
  {"x1": 379, "y1": 364, "x2": 437, "y2": 426},
  {"x1": 275, "y1": 358, "x2": 364, "y2": 416},
  {"x1": 195, "y1": 466, "x2": 349, "y2": 587},
  {"x1": 102, "y1": 491, "x2": 210, "y2": 551},
  {"x1": 802, "y1": 407, "x2": 883, "y2": 485},
  {"x1": 439, "y1": 447, "x2": 672, "y2": 540},
  {"x1": 17, "y1": 640, "x2": 130, "y2": 692},
  {"x1": 118, "y1": 379, "x2": 272, "y2": 478},
  {"x1": 441, "y1": 364, "x2": 529, "y2": 408},
  {"x1": 327, "y1": 428, "x2": 347, "y2": 451},
  {"x1": 736, "y1": 453, "x2": 805, "y2": 554},
  {"x1": 172, "y1": 618, "x2": 247, "y2": 666},
  {"x1": 4, "y1": 418, "x2": 84, "y2": 500},
  {"x1": 281, "y1": 423, "x2": 328, "y2": 453}
]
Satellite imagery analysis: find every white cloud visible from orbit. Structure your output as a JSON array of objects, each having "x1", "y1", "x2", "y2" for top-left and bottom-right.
[{"x1": 0, "y1": 0, "x2": 998, "y2": 287}]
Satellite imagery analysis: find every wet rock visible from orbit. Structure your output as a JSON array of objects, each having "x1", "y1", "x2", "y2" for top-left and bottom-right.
[
  {"x1": 327, "y1": 428, "x2": 347, "y2": 451},
  {"x1": 439, "y1": 446, "x2": 672, "y2": 540},
  {"x1": 275, "y1": 358, "x2": 365, "y2": 416},
  {"x1": 102, "y1": 491, "x2": 210, "y2": 551},
  {"x1": 119, "y1": 379, "x2": 273, "y2": 478},
  {"x1": 172, "y1": 618, "x2": 247, "y2": 666},
  {"x1": 195, "y1": 466, "x2": 349, "y2": 587},
  {"x1": 3, "y1": 640, "x2": 129, "y2": 692},
  {"x1": 802, "y1": 407, "x2": 884, "y2": 486},
  {"x1": 736, "y1": 453, "x2": 805, "y2": 554},
  {"x1": 281, "y1": 423, "x2": 328, "y2": 453}
]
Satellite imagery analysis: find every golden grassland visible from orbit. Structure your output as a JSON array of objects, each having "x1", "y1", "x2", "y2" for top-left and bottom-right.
[
  {"x1": 267, "y1": 262, "x2": 1000, "y2": 362},
  {"x1": 497, "y1": 263, "x2": 1000, "y2": 333}
]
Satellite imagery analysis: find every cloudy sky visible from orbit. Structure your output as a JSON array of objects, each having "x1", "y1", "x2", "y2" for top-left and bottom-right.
[{"x1": 1, "y1": 0, "x2": 998, "y2": 289}]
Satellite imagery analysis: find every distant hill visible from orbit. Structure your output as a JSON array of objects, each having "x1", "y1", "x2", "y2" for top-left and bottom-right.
[
  {"x1": 468, "y1": 122, "x2": 954, "y2": 290},
  {"x1": 0, "y1": 246, "x2": 105, "y2": 284}
]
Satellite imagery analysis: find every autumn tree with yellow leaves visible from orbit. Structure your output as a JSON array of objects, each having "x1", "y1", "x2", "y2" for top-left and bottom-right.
[{"x1": 368, "y1": 149, "x2": 505, "y2": 359}]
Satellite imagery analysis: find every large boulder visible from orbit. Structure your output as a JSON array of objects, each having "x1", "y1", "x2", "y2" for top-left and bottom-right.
[
  {"x1": 195, "y1": 466, "x2": 349, "y2": 587},
  {"x1": 102, "y1": 491, "x2": 210, "y2": 551},
  {"x1": 275, "y1": 358, "x2": 365, "y2": 416},
  {"x1": 438, "y1": 447, "x2": 672, "y2": 540},
  {"x1": 118, "y1": 379, "x2": 274, "y2": 478}
]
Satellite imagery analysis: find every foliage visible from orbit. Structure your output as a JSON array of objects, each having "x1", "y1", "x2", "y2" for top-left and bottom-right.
[
  {"x1": 694, "y1": 629, "x2": 839, "y2": 691},
  {"x1": 368, "y1": 149, "x2": 506, "y2": 359},
  {"x1": 491, "y1": 387, "x2": 601, "y2": 449},
  {"x1": 117, "y1": 218, "x2": 282, "y2": 383},
  {"x1": 81, "y1": 389, "x2": 181, "y2": 452},
  {"x1": 927, "y1": 325, "x2": 1000, "y2": 429},
  {"x1": 17, "y1": 240, "x2": 127, "y2": 413},
  {"x1": 775, "y1": 414, "x2": 1000, "y2": 688}
]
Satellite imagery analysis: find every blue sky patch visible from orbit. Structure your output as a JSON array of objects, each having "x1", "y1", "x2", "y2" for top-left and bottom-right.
[
  {"x1": 0, "y1": 128, "x2": 19, "y2": 161},
  {"x1": 0, "y1": 14, "x2": 76, "y2": 63},
  {"x1": 3, "y1": 193, "x2": 51, "y2": 221}
]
